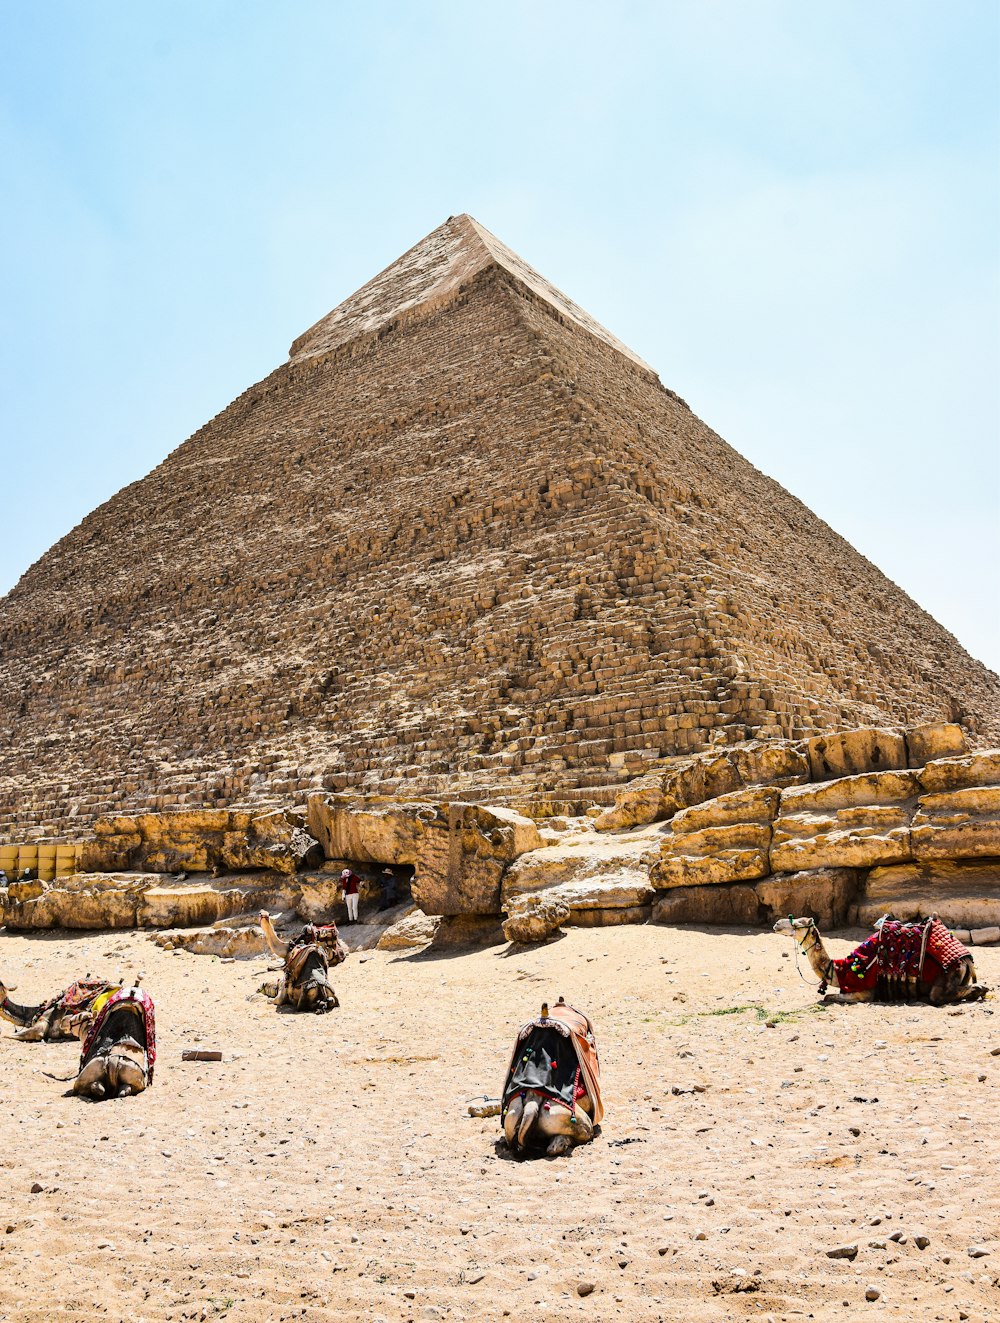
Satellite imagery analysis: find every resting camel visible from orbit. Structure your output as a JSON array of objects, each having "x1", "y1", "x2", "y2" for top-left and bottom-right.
[
  {"x1": 72, "y1": 988, "x2": 155, "y2": 1100},
  {"x1": 259, "y1": 912, "x2": 346, "y2": 1013},
  {"x1": 0, "y1": 977, "x2": 119, "y2": 1042},
  {"x1": 501, "y1": 998, "x2": 604, "y2": 1157},
  {"x1": 774, "y1": 915, "x2": 986, "y2": 1005}
]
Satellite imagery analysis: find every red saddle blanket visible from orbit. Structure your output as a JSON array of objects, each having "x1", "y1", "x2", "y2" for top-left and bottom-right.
[{"x1": 834, "y1": 919, "x2": 969, "y2": 994}]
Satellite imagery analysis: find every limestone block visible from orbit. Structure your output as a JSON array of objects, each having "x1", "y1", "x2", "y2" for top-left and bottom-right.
[
  {"x1": 566, "y1": 903, "x2": 652, "y2": 927},
  {"x1": 652, "y1": 884, "x2": 761, "y2": 926},
  {"x1": 918, "y1": 751, "x2": 1000, "y2": 795},
  {"x1": 905, "y1": 723, "x2": 968, "y2": 768},
  {"x1": 770, "y1": 819, "x2": 911, "y2": 873},
  {"x1": 910, "y1": 786, "x2": 1000, "y2": 860},
  {"x1": 858, "y1": 860, "x2": 1000, "y2": 929},
  {"x1": 594, "y1": 750, "x2": 744, "y2": 832},
  {"x1": 137, "y1": 878, "x2": 297, "y2": 929},
  {"x1": 428, "y1": 914, "x2": 506, "y2": 948},
  {"x1": 411, "y1": 803, "x2": 542, "y2": 916},
  {"x1": 376, "y1": 909, "x2": 441, "y2": 950},
  {"x1": 502, "y1": 893, "x2": 571, "y2": 944},
  {"x1": 730, "y1": 740, "x2": 810, "y2": 789},
  {"x1": 651, "y1": 848, "x2": 770, "y2": 889},
  {"x1": 971, "y1": 926, "x2": 1000, "y2": 945},
  {"x1": 755, "y1": 869, "x2": 861, "y2": 928},
  {"x1": 807, "y1": 728, "x2": 907, "y2": 782},
  {"x1": 81, "y1": 809, "x2": 321, "y2": 876},
  {"x1": 1, "y1": 872, "x2": 157, "y2": 930},
  {"x1": 778, "y1": 770, "x2": 921, "y2": 814},
  {"x1": 308, "y1": 795, "x2": 541, "y2": 915},
  {"x1": 501, "y1": 830, "x2": 656, "y2": 908},
  {"x1": 671, "y1": 786, "x2": 780, "y2": 834},
  {"x1": 306, "y1": 795, "x2": 426, "y2": 863},
  {"x1": 150, "y1": 924, "x2": 270, "y2": 958},
  {"x1": 592, "y1": 772, "x2": 664, "y2": 832}
]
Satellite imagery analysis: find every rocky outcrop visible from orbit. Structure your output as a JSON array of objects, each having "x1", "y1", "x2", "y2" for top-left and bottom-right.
[
  {"x1": 594, "y1": 743, "x2": 810, "y2": 833},
  {"x1": 1, "y1": 870, "x2": 339, "y2": 932},
  {"x1": 376, "y1": 909, "x2": 441, "y2": 950},
  {"x1": 500, "y1": 829, "x2": 657, "y2": 928},
  {"x1": 806, "y1": 727, "x2": 908, "y2": 782},
  {"x1": 307, "y1": 796, "x2": 540, "y2": 915},
  {"x1": 858, "y1": 861, "x2": 1000, "y2": 929},
  {"x1": 769, "y1": 771, "x2": 919, "y2": 872},
  {"x1": 80, "y1": 809, "x2": 321, "y2": 876},
  {"x1": 502, "y1": 893, "x2": 571, "y2": 944},
  {"x1": 651, "y1": 786, "x2": 779, "y2": 888}
]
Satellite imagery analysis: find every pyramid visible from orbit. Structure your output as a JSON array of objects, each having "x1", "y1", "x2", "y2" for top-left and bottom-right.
[{"x1": 1, "y1": 215, "x2": 997, "y2": 839}]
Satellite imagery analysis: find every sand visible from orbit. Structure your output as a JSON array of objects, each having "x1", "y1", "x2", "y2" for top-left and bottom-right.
[{"x1": 0, "y1": 922, "x2": 997, "y2": 1323}]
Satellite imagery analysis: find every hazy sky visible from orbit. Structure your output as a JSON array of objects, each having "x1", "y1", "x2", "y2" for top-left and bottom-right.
[{"x1": 2, "y1": 2, "x2": 997, "y2": 667}]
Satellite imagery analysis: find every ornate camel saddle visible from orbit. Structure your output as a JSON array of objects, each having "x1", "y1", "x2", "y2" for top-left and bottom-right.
[
  {"x1": 502, "y1": 998, "x2": 603, "y2": 1123},
  {"x1": 79, "y1": 988, "x2": 157, "y2": 1082},
  {"x1": 833, "y1": 917, "x2": 969, "y2": 996}
]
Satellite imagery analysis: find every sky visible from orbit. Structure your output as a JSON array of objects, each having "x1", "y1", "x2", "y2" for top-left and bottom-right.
[{"x1": 1, "y1": 1, "x2": 997, "y2": 668}]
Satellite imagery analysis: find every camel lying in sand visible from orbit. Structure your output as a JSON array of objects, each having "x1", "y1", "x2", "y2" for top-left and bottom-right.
[
  {"x1": 72, "y1": 988, "x2": 155, "y2": 1100},
  {"x1": 502, "y1": 998, "x2": 604, "y2": 1156},
  {"x1": 774, "y1": 915, "x2": 986, "y2": 1005},
  {"x1": 259, "y1": 912, "x2": 346, "y2": 1013},
  {"x1": 0, "y1": 977, "x2": 119, "y2": 1042}
]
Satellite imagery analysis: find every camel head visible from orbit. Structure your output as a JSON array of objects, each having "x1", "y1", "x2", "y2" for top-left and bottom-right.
[
  {"x1": 0, "y1": 978, "x2": 16, "y2": 1002},
  {"x1": 773, "y1": 916, "x2": 816, "y2": 939}
]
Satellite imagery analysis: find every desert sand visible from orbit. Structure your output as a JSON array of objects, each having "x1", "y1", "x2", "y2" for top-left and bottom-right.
[{"x1": 0, "y1": 923, "x2": 997, "y2": 1323}]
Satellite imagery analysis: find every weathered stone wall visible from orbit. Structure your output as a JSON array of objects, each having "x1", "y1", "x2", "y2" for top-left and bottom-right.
[{"x1": 0, "y1": 216, "x2": 997, "y2": 843}]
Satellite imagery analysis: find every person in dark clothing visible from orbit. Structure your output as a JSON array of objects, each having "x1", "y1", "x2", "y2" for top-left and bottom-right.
[{"x1": 379, "y1": 867, "x2": 398, "y2": 910}]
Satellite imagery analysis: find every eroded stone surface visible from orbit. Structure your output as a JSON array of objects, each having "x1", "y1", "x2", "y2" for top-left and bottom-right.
[
  {"x1": 81, "y1": 809, "x2": 321, "y2": 876},
  {"x1": 859, "y1": 860, "x2": 1000, "y2": 928},
  {"x1": 806, "y1": 728, "x2": 907, "y2": 782},
  {"x1": 910, "y1": 787, "x2": 1000, "y2": 861},
  {"x1": 906, "y1": 723, "x2": 968, "y2": 768}
]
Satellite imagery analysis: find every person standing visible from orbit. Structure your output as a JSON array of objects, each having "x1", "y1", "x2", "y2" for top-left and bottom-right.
[{"x1": 340, "y1": 867, "x2": 361, "y2": 923}]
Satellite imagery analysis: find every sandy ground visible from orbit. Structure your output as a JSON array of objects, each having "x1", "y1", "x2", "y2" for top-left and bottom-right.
[{"x1": 0, "y1": 922, "x2": 997, "y2": 1323}]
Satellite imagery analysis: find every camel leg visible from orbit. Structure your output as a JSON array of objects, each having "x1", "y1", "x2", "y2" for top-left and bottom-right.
[
  {"x1": 546, "y1": 1134, "x2": 574, "y2": 1156},
  {"x1": 821, "y1": 992, "x2": 874, "y2": 1005},
  {"x1": 503, "y1": 1097, "x2": 524, "y2": 1149}
]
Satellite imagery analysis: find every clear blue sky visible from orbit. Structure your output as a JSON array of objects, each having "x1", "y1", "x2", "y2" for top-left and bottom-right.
[{"x1": 2, "y1": 2, "x2": 997, "y2": 667}]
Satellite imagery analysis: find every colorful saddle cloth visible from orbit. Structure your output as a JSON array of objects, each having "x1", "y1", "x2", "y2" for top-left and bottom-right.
[
  {"x1": 79, "y1": 988, "x2": 156, "y2": 1082},
  {"x1": 502, "y1": 1000, "x2": 603, "y2": 1123},
  {"x1": 43, "y1": 978, "x2": 118, "y2": 1016},
  {"x1": 834, "y1": 918, "x2": 969, "y2": 995}
]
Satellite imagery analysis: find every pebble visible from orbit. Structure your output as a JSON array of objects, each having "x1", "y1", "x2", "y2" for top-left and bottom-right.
[
  {"x1": 914, "y1": 1235, "x2": 930, "y2": 1250},
  {"x1": 29, "y1": 1183, "x2": 42, "y2": 1195},
  {"x1": 967, "y1": 1245, "x2": 989, "y2": 1258},
  {"x1": 864, "y1": 1287, "x2": 880, "y2": 1301},
  {"x1": 826, "y1": 1244, "x2": 858, "y2": 1260},
  {"x1": 466, "y1": 1272, "x2": 484, "y2": 1284},
  {"x1": 576, "y1": 1282, "x2": 595, "y2": 1297}
]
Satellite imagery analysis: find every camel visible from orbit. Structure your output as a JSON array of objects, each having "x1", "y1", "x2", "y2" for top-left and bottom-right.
[
  {"x1": 0, "y1": 976, "x2": 119, "y2": 1042},
  {"x1": 774, "y1": 915, "x2": 986, "y2": 1005},
  {"x1": 501, "y1": 998, "x2": 604, "y2": 1157},
  {"x1": 72, "y1": 988, "x2": 155, "y2": 1100},
  {"x1": 259, "y1": 912, "x2": 345, "y2": 1013}
]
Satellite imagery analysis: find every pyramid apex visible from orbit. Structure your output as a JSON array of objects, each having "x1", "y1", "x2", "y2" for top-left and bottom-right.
[{"x1": 289, "y1": 214, "x2": 654, "y2": 374}]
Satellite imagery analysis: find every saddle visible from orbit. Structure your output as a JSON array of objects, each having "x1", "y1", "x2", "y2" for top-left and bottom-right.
[
  {"x1": 285, "y1": 943, "x2": 330, "y2": 986},
  {"x1": 79, "y1": 988, "x2": 156, "y2": 1082},
  {"x1": 834, "y1": 918, "x2": 969, "y2": 996},
  {"x1": 502, "y1": 998, "x2": 603, "y2": 1123}
]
